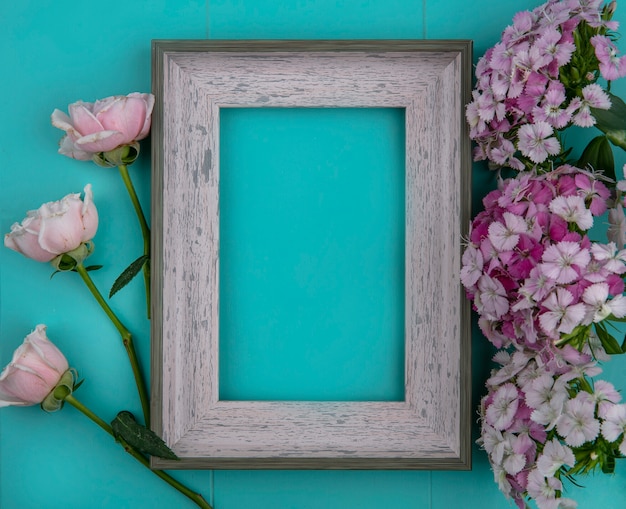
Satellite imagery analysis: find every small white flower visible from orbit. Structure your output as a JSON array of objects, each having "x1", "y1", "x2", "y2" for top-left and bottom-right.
[
  {"x1": 501, "y1": 432, "x2": 531, "y2": 475},
  {"x1": 517, "y1": 121, "x2": 561, "y2": 163},
  {"x1": 516, "y1": 358, "x2": 543, "y2": 387},
  {"x1": 607, "y1": 205, "x2": 626, "y2": 248},
  {"x1": 481, "y1": 422, "x2": 506, "y2": 457},
  {"x1": 582, "y1": 282, "x2": 626, "y2": 322},
  {"x1": 536, "y1": 438, "x2": 575, "y2": 477},
  {"x1": 556, "y1": 392, "x2": 600, "y2": 447},
  {"x1": 601, "y1": 404, "x2": 626, "y2": 455},
  {"x1": 593, "y1": 380, "x2": 622, "y2": 419},
  {"x1": 590, "y1": 242, "x2": 626, "y2": 274},
  {"x1": 539, "y1": 288, "x2": 587, "y2": 335},
  {"x1": 488, "y1": 350, "x2": 532, "y2": 386},
  {"x1": 475, "y1": 274, "x2": 509, "y2": 320},
  {"x1": 527, "y1": 468, "x2": 563, "y2": 508},
  {"x1": 461, "y1": 244, "x2": 484, "y2": 288},
  {"x1": 549, "y1": 195, "x2": 593, "y2": 230},
  {"x1": 524, "y1": 373, "x2": 568, "y2": 410},
  {"x1": 488, "y1": 211, "x2": 528, "y2": 251},
  {"x1": 540, "y1": 241, "x2": 591, "y2": 284},
  {"x1": 486, "y1": 383, "x2": 520, "y2": 430}
]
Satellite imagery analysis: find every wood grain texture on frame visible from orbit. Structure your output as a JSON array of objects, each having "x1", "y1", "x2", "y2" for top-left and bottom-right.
[{"x1": 151, "y1": 40, "x2": 473, "y2": 469}]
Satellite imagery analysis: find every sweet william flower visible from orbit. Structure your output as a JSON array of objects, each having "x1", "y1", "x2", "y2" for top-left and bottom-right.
[
  {"x1": 607, "y1": 205, "x2": 626, "y2": 247},
  {"x1": 526, "y1": 468, "x2": 563, "y2": 509},
  {"x1": 486, "y1": 383, "x2": 520, "y2": 430},
  {"x1": 556, "y1": 392, "x2": 600, "y2": 447},
  {"x1": 517, "y1": 122, "x2": 561, "y2": 164},
  {"x1": 536, "y1": 438, "x2": 575, "y2": 477},
  {"x1": 601, "y1": 404, "x2": 626, "y2": 455},
  {"x1": 582, "y1": 282, "x2": 626, "y2": 322},
  {"x1": 540, "y1": 241, "x2": 590, "y2": 284},
  {"x1": 592, "y1": 380, "x2": 621, "y2": 419},
  {"x1": 548, "y1": 195, "x2": 593, "y2": 230},
  {"x1": 51, "y1": 93, "x2": 155, "y2": 162},
  {"x1": 4, "y1": 184, "x2": 97, "y2": 263},
  {"x1": 460, "y1": 244, "x2": 483, "y2": 288},
  {"x1": 0, "y1": 325, "x2": 69, "y2": 407},
  {"x1": 590, "y1": 35, "x2": 626, "y2": 80},
  {"x1": 475, "y1": 274, "x2": 510, "y2": 320}
]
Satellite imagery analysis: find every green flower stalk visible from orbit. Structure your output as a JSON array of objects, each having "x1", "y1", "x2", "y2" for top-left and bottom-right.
[
  {"x1": 118, "y1": 162, "x2": 152, "y2": 318},
  {"x1": 62, "y1": 393, "x2": 212, "y2": 509},
  {"x1": 91, "y1": 147, "x2": 152, "y2": 318},
  {"x1": 75, "y1": 262, "x2": 150, "y2": 426}
]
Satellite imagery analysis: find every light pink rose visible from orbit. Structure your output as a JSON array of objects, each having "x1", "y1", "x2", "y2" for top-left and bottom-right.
[
  {"x1": 51, "y1": 93, "x2": 155, "y2": 160},
  {"x1": 0, "y1": 325, "x2": 69, "y2": 407},
  {"x1": 4, "y1": 184, "x2": 98, "y2": 262}
]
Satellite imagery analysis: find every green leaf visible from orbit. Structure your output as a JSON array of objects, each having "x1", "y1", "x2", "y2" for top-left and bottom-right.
[
  {"x1": 109, "y1": 255, "x2": 149, "y2": 298},
  {"x1": 577, "y1": 135, "x2": 615, "y2": 182},
  {"x1": 84, "y1": 265, "x2": 103, "y2": 272},
  {"x1": 595, "y1": 324, "x2": 624, "y2": 354},
  {"x1": 591, "y1": 92, "x2": 626, "y2": 152},
  {"x1": 111, "y1": 411, "x2": 179, "y2": 460}
]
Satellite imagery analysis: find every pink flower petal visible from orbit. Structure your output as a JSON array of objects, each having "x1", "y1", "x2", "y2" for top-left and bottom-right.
[
  {"x1": 75, "y1": 130, "x2": 127, "y2": 153},
  {"x1": 96, "y1": 96, "x2": 147, "y2": 142},
  {"x1": 68, "y1": 102, "x2": 105, "y2": 136}
]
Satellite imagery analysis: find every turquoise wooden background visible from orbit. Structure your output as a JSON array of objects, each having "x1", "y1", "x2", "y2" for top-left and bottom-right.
[{"x1": 1, "y1": 1, "x2": 625, "y2": 508}]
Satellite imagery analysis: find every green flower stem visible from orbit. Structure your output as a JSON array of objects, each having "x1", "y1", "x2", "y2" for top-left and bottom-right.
[
  {"x1": 118, "y1": 164, "x2": 151, "y2": 319},
  {"x1": 64, "y1": 395, "x2": 212, "y2": 509},
  {"x1": 64, "y1": 393, "x2": 114, "y2": 435},
  {"x1": 75, "y1": 263, "x2": 150, "y2": 426}
]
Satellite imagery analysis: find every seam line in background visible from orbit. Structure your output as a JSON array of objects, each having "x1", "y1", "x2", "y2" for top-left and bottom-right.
[{"x1": 422, "y1": 0, "x2": 427, "y2": 38}]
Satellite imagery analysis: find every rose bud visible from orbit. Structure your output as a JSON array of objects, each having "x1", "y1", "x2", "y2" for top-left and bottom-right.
[
  {"x1": 4, "y1": 184, "x2": 98, "y2": 263},
  {"x1": 0, "y1": 325, "x2": 70, "y2": 408},
  {"x1": 51, "y1": 93, "x2": 155, "y2": 163}
]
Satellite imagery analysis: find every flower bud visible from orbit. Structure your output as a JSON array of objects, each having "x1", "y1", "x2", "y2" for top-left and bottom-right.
[{"x1": 603, "y1": 0, "x2": 616, "y2": 21}]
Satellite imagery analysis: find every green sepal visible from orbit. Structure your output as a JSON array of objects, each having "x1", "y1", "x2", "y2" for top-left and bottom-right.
[
  {"x1": 52, "y1": 253, "x2": 78, "y2": 272},
  {"x1": 93, "y1": 142, "x2": 140, "y2": 168},
  {"x1": 111, "y1": 411, "x2": 179, "y2": 460},
  {"x1": 41, "y1": 369, "x2": 77, "y2": 413},
  {"x1": 109, "y1": 254, "x2": 149, "y2": 298},
  {"x1": 591, "y1": 92, "x2": 626, "y2": 152},
  {"x1": 577, "y1": 135, "x2": 615, "y2": 182},
  {"x1": 50, "y1": 242, "x2": 95, "y2": 273}
]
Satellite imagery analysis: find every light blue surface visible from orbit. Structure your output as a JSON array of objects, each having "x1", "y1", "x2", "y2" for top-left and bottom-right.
[
  {"x1": 219, "y1": 108, "x2": 405, "y2": 401},
  {"x1": 1, "y1": 1, "x2": 625, "y2": 509}
]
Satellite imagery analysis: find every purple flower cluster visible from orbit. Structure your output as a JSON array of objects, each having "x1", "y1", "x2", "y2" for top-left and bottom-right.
[
  {"x1": 463, "y1": 167, "x2": 626, "y2": 356},
  {"x1": 463, "y1": 167, "x2": 626, "y2": 508},
  {"x1": 466, "y1": 0, "x2": 624, "y2": 171},
  {"x1": 479, "y1": 348, "x2": 626, "y2": 509}
]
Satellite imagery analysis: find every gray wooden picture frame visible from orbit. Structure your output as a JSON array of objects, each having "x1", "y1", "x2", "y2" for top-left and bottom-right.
[{"x1": 151, "y1": 39, "x2": 473, "y2": 470}]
